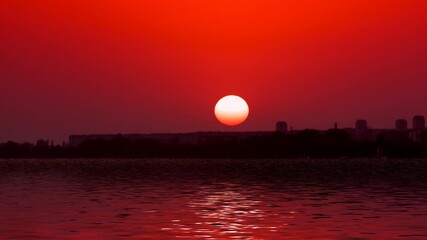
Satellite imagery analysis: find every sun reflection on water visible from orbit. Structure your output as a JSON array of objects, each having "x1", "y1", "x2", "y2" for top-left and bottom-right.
[{"x1": 164, "y1": 184, "x2": 292, "y2": 239}]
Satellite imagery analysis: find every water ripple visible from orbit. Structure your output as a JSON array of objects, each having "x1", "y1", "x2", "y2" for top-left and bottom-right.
[{"x1": 0, "y1": 158, "x2": 426, "y2": 239}]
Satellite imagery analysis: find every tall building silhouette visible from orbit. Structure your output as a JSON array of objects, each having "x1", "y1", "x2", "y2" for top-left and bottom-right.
[
  {"x1": 395, "y1": 119, "x2": 408, "y2": 131},
  {"x1": 276, "y1": 121, "x2": 288, "y2": 133},
  {"x1": 355, "y1": 119, "x2": 368, "y2": 131},
  {"x1": 355, "y1": 119, "x2": 368, "y2": 139},
  {"x1": 412, "y1": 115, "x2": 425, "y2": 130}
]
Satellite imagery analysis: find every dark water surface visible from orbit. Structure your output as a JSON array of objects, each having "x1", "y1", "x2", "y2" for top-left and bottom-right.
[{"x1": 0, "y1": 158, "x2": 427, "y2": 239}]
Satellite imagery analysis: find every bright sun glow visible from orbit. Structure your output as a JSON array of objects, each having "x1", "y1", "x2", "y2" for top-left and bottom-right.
[{"x1": 215, "y1": 95, "x2": 249, "y2": 126}]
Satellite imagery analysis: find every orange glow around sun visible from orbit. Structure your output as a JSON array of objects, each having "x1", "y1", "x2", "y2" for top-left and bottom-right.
[{"x1": 215, "y1": 95, "x2": 249, "y2": 126}]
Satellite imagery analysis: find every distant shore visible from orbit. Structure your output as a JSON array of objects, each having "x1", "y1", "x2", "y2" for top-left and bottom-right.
[{"x1": 1, "y1": 129, "x2": 427, "y2": 158}]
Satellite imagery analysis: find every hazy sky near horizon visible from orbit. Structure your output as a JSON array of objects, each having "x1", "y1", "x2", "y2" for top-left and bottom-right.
[{"x1": 1, "y1": 0, "x2": 427, "y2": 143}]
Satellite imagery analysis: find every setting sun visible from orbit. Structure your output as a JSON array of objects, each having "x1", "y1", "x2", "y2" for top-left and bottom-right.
[{"x1": 214, "y1": 95, "x2": 249, "y2": 126}]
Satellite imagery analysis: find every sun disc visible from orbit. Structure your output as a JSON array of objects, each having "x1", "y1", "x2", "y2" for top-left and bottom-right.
[{"x1": 214, "y1": 95, "x2": 249, "y2": 126}]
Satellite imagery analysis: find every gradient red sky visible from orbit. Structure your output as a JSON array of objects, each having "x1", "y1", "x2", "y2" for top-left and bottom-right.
[{"x1": 1, "y1": 0, "x2": 427, "y2": 143}]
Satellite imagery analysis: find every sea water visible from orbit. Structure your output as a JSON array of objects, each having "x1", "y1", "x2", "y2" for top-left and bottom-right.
[{"x1": 0, "y1": 158, "x2": 426, "y2": 239}]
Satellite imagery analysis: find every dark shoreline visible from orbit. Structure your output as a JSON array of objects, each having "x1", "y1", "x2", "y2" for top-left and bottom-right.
[{"x1": 2, "y1": 129, "x2": 427, "y2": 158}]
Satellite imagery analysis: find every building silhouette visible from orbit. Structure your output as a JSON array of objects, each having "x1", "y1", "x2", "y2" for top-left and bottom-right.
[
  {"x1": 413, "y1": 115, "x2": 425, "y2": 130},
  {"x1": 67, "y1": 116, "x2": 427, "y2": 146},
  {"x1": 355, "y1": 119, "x2": 369, "y2": 139},
  {"x1": 69, "y1": 131, "x2": 273, "y2": 147},
  {"x1": 395, "y1": 119, "x2": 408, "y2": 131},
  {"x1": 276, "y1": 121, "x2": 288, "y2": 133},
  {"x1": 355, "y1": 119, "x2": 368, "y2": 131},
  {"x1": 409, "y1": 115, "x2": 425, "y2": 141}
]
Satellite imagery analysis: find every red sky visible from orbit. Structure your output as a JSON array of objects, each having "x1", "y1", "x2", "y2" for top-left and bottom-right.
[{"x1": 1, "y1": 0, "x2": 427, "y2": 143}]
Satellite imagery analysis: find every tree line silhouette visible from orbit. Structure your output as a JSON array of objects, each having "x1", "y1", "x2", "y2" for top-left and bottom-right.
[{"x1": 1, "y1": 129, "x2": 427, "y2": 158}]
